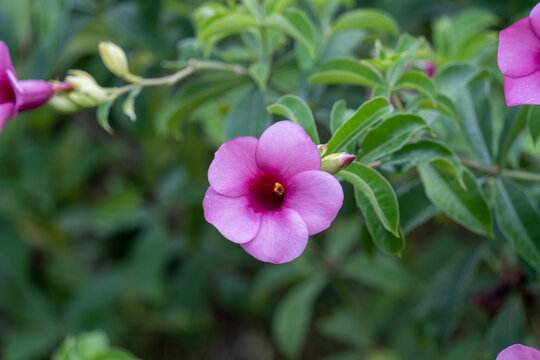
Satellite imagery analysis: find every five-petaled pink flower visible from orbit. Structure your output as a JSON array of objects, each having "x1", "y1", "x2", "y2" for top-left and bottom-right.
[
  {"x1": 497, "y1": 344, "x2": 540, "y2": 360},
  {"x1": 203, "y1": 121, "x2": 344, "y2": 264},
  {"x1": 0, "y1": 41, "x2": 69, "y2": 132},
  {"x1": 498, "y1": 2, "x2": 540, "y2": 106}
]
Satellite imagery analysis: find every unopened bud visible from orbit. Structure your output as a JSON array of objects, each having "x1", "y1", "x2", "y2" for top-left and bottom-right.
[
  {"x1": 65, "y1": 70, "x2": 117, "y2": 107},
  {"x1": 320, "y1": 153, "x2": 356, "y2": 174},
  {"x1": 48, "y1": 93, "x2": 80, "y2": 113},
  {"x1": 98, "y1": 41, "x2": 140, "y2": 82},
  {"x1": 318, "y1": 144, "x2": 328, "y2": 157}
]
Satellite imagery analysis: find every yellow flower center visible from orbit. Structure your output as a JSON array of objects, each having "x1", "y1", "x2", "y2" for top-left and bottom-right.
[{"x1": 273, "y1": 182, "x2": 285, "y2": 196}]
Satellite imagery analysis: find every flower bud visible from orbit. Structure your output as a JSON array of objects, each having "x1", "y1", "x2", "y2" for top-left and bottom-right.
[
  {"x1": 98, "y1": 41, "x2": 140, "y2": 82},
  {"x1": 48, "y1": 93, "x2": 80, "y2": 113},
  {"x1": 65, "y1": 70, "x2": 117, "y2": 107},
  {"x1": 320, "y1": 153, "x2": 356, "y2": 174}
]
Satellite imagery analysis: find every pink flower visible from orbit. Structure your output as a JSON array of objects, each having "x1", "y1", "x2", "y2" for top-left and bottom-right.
[
  {"x1": 497, "y1": 2, "x2": 540, "y2": 106},
  {"x1": 0, "y1": 41, "x2": 69, "y2": 132},
  {"x1": 203, "y1": 121, "x2": 344, "y2": 264},
  {"x1": 497, "y1": 344, "x2": 540, "y2": 360}
]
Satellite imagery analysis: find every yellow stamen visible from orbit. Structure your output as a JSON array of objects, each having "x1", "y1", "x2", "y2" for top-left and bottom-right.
[{"x1": 273, "y1": 182, "x2": 285, "y2": 196}]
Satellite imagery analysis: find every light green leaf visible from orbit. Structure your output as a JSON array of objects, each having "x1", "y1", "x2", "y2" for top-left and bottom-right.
[
  {"x1": 497, "y1": 107, "x2": 527, "y2": 167},
  {"x1": 242, "y1": 0, "x2": 260, "y2": 18},
  {"x1": 272, "y1": 276, "x2": 327, "y2": 359},
  {"x1": 358, "y1": 113, "x2": 428, "y2": 163},
  {"x1": 406, "y1": 93, "x2": 459, "y2": 123},
  {"x1": 267, "y1": 95, "x2": 319, "y2": 143},
  {"x1": 309, "y1": 58, "x2": 386, "y2": 87},
  {"x1": 97, "y1": 100, "x2": 114, "y2": 134},
  {"x1": 332, "y1": 8, "x2": 399, "y2": 36},
  {"x1": 249, "y1": 60, "x2": 270, "y2": 90},
  {"x1": 340, "y1": 162, "x2": 400, "y2": 237},
  {"x1": 418, "y1": 163, "x2": 492, "y2": 236},
  {"x1": 122, "y1": 88, "x2": 141, "y2": 122},
  {"x1": 264, "y1": 0, "x2": 295, "y2": 16},
  {"x1": 264, "y1": 11, "x2": 316, "y2": 55},
  {"x1": 198, "y1": 13, "x2": 259, "y2": 47},
  {"x1": 493, "y1": 179, "x2": 540, "y2": 270},
  {"x1": 327, "y1": 97, "x2": 393, "y2": 153},
  {"x1": 395, "y1": 70, "x2": 436, "y2": 100},
  {"x1": 527, "y1": 105, "x2": 540, "y2": 145},
  {"x1": 330, "y1": 100, "x2": 347, "y2": 134}
]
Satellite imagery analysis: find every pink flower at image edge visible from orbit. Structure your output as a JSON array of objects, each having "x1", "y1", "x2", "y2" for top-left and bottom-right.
[
  {"x1": 203, "y1": 121, "x2": 344, "y2": 264},
  {"x1": 0, "y1": 41, "x2": 62, "y2": 132},
  {"x1": 497, "y1": 344, "x2": 540, "y2": 360},
  {"x1": 498, "y1": 2, "x2": 540, "y2": 105}
]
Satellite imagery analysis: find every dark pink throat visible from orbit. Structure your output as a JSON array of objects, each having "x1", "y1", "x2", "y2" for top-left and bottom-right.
[{"x1": 248, "y1": 173, "x2": 285, "y2": 213}]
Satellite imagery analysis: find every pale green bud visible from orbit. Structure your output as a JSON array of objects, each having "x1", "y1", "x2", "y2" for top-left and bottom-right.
[
  {"x1": 98, "y1": 41, "x2": 140, "y2": 82},
  {"x1": 320, "y1": 153, "x2": 356, "y2": 174},
  {"x1": 48, "y1": 93, "x2": 80, "y2": 113},
  {"x1": 65, "y1": 70, "x2": 117, "y2": 107}
]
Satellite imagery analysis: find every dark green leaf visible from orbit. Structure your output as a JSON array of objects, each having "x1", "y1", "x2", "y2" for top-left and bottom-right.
[
  {"x1": 497, "y1": 106, "x2": 527, "y2": 167},
  {"x1": 397, "y1": 180, "x2": 439, "y2": 234},
  {"x1": 527, "y1": 105, "x2": 540, "y2": 145},
  {"x1": 225, "y1": 87, "x2": 271, "y2": 140}
]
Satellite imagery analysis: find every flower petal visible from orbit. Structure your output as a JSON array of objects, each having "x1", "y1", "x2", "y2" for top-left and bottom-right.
[
  {"x1": 530, "y1": 2, "x2": 540, "y2": 39},
  {"x1": 16, "y1": 80, "x2": 55, "y2": 112},
  {"x1": 0, "y1": 102, "x2": 14, "y2": 132},
  {"x1": 208, "y1": 136, "x2": 261, "y2": 197},
  {"x1": 241, "y1": 208, "x2": 308, "y2": 264},
  {"x1": 504, "y1": 72, "x2": 540, "y2": 105},
  {"x1": 498, "y1": 18, "x2": 540, "y2": 77},
  {"x1": 256, "y1": 121, "x2": 321, "y2": 183},
  {"x1": 283, "y1": 170, "x2": 344, "y2": 235},
  {"x1": 0, "y1": 42, "x2": 16, "y2": 103},
  {"x1": 496, "y1": 344, "x2": 540, "y2": 360},
  {"x1": 203, "y1": 187, "x2": 261, "y2": 244}
]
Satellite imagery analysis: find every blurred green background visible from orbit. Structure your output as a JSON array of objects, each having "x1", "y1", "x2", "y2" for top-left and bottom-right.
[{"x1": 0, "y1": 0, "x2": 539, "y2": 359}]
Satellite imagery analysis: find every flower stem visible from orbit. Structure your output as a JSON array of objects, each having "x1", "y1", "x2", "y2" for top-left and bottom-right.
[{"x1": 459, "y1": 157, "x2": 540, "y2": 182}]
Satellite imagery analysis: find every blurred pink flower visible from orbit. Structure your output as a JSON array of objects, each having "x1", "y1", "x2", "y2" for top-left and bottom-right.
[
  {"x1": 498, "y1": 2, "x2": 540, "y2": 105},
  {"x1": 0, "y1": 41, "x2": 69, "y2": 132},
  {"x1": 203, "y1": 121, "x2": 344, "y2": 264},
  {"x1": 497, "y1": 344, "x2": 540, "y2": 360}
]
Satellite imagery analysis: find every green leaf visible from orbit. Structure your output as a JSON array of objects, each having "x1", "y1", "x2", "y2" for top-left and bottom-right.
[
  {"x1": 418, "y1": 163, "x2": 492, "y2": 236},
  {"x1": 225, "y1": 86, "x2": 271, "y2": 140},
  {"x1": 397, "y1": 180, "x2": 439, "y2": 234},
  {"x1": 267, "y1": 95, "x2": 320, "y2": 143},
  {"x1": 493, "y1": 178, "x2": 540, "y2": 270},
  {"x1": 332, "y1": 9, "x2": 399, "y2": 36},
  {"x1": 264, "y1": 11, "x2": 316, "y2": 55},
  {"x1": 264, "y1": 0, "x2": 295, "y2": 16},
  {"x1": 358, "y1": 113, "x2": 428, "y2": 163},
  {"x1": 248, "y1": 60, "x2": 270, "y2": 91},
  {"x1": 122, "y1": 88, "x2": 141, "y2": 122},
  {"x1": 395, "y1": 70, "x2": 436, "y2": 100},
  {"x1": 97, "y1": 100, "x2": 114, "y2": 134},
  {"x1": 330, "y1": 100, "x2": 347, "y2": 134},
  {"x1": 327, "y1": 97, "x2": 393, "y2": 153},
  {"x1": 497, "y1": 107, "x2": 527, "y2": 167},
  {"x1": 527, "y1": 105, "x2": 540, "y2": 145},
  {"x1": 339, "y1": 162, "x2": 400, "y2": 236},
  {"x1": 309, "y1": 58, "x2": 386, "y2": 87},
  {"x1": 434, "y1": 62, "x2": 481, "y2": 99},
  {"x1": 198, "y1": 13, "x2": 259, "y2": 47},
  {"x1": 242, "y1": 0, "x2": 260, "y2": 18},
  {"x1": 272, "y1": 276, "x2": 327, "y2": 359},
  {"x1": 406, "y1": 93, "x2": 459, "y2": 123}
]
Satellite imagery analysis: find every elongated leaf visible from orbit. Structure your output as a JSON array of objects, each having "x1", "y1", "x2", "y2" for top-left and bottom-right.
[
  {"x1": 395, "y1": 70, "x2": 436, "y2": 100},
  {"x1": 330, "y1": 100, "x2": 347, "y2": 134},
  {"x1": 267, "y1": 95, "x2": 319, "y2": 143},
  {"x1": 198, "y1": 13, "x2": 259, "y2": 46},
  {"x1": 527, "y1": 105, "x2": 540, "y2": 145},
  {"x1": 249, "y1": 60, "x2": 270, "y2": 90},
  {"x1": 397, "y1": 180, "x2": 439, "y2": 234},
  {"x1": 406, "y1": 93, "x2": 459, "y2": 123},
  {"x1": 264, "y1": 12, "x2": 316, "y2": 55},
  {"x1": 493, "y1": 179, "x2": 540, "y2": 270},
  {"x1": 340, "y1": 162, "x2": 400, "y2": 236},
  {"x1": 332, "y1": 9, "x2": 399, "y2": 35},
  {"x1": 225, "y1": 86, "x2": 271, "y2": 140},
  {"x1": 418, "y1": 163, "x2": 492, "y2": 236},
  {"x1": 97, "y1": 100, "x2": 114, "y2": 134},
  {"x1": 434, "y1": 62, "x2": 481, "y2": 99},
  {"x1": 309, "y1": 58, "x2": 386, "y2": 87},
  {"x1": 497, "y1": 106, "x2": 527, "y2": 167},
  {"x1": 122, "y1": 88, "x2": 141, "y2": 122},
  {"x1": 272, "y1": 276, "x2": 327, "y2": 359},
  {"x1": 327, "y1": 97, "x2": 393, "y2": 153},
  {"x1": 457, "y1": 74, "x2": 493, "y2": 165},
  {"x1": 358, "y1": 113, "x2": 428, "y2": 162}
]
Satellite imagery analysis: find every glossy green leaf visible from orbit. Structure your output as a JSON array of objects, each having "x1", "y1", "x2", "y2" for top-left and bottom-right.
[
  {"x1": 418, "y1": 163, "x2": 492, "y2": 236},
  {"x1": 358, "y1": 113, "x2": 428, "y2": 163},
  {"x1": 309, "y1": 58, "x2": 386, "y2": 87},
  {"x1": 395, "y1": 70, "x2": 436, "y2": 99},
  {"x1": 122, "y1": 88, "x2": 141, "y2": 122},
  {"x1": 457, "y1": 73, "x2": 493, "y2": 165},
  {"x1": 332, "y1": 8, "x2": 399, "y2": 35},
  {"x1": 527, "y1": 105, "x2": 540, "y2": 145},
  {"x1": 330, "y1": 100, "x2": 347, "y2": 134},
  {"x1": 340, "y1": 162, "x2": 400, "y2": 237},
  {"x1": 497, "y1": 107, "x2": 527, "y2": 167},
  {"x1": 267, "y1": 95, "x2": 319, "y2": 143},
  {"x1": 327, "y1": 97, "x2": 393, "y2": 153},
  {"x1": 493, "y1": 178, "x2": 540, "y2": 270},
  {"x1": 272, "y1": 276, "x2": 327, "y2": 359},
  {"x1": 97, "y1": 100, "x2": 114, "y2": 134}
]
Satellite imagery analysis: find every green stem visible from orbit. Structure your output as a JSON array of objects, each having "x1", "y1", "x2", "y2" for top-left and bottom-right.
[
  {"x1": 459, "y1": 157, "x2": 540, "y2": 182},
  {"x1": 392, "y1": 92, "x2": 405, "y2": 112}
]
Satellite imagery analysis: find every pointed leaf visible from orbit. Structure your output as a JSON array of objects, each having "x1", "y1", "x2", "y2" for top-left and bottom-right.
[
  {"x1": 122, "y1": 87, "x2": 141, "y2": 122},
  {"x1": 395, "y1": 70, "x2": 436, "y2": 100},
  {"x1": 264, "y1": 11, "x2": 316, "y2": 55},
  {"x1": 332, "y1": 9, "x2": 399, "y2": 35},
  {"x1": 309, "y1": 58, "x2": 386, "y2": 87},
  {"x1": 97, "y1": 100, "x2": 114, "y2": 134},
  {"x1": 267, "y1": 95, "x2": 319, "y2": 143}
]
